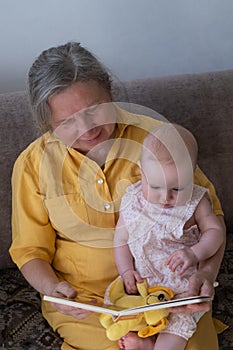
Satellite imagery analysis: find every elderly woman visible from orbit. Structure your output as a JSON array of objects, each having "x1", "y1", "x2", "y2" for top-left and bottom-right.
[{"x1": 10, "y1": 42, "x2": 225, "y2": 350}]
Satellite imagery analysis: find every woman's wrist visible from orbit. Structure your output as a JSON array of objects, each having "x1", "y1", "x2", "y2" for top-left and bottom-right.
[
  {"x1": 196, "y1": 264, "x2": 216, "y2": 284},
  {"x1": 21, "y1": 258, "x2": 59, "y2": 295}
]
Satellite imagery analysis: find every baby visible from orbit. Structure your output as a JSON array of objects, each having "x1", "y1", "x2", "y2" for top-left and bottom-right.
[{"x1": 114, "y1": 123, "x2": 224, "y2": 350}]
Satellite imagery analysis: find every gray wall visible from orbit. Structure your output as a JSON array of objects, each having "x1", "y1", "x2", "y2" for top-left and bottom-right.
[{"x1": 1, "y1": 0, "x2": 233, "y2": 93}]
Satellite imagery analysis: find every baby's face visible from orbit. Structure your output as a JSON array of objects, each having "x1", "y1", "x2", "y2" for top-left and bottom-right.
[{"x1": 140, "y1": 159, "x2": 193, "y2": 208}]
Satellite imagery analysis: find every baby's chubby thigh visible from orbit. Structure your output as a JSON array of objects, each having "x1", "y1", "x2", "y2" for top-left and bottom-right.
[
  {"x1": 42, "y1": 300, "x2": 118, "y2": 350},
  {"x1": 160, "y1": 310, "x2": 219, "y2": 349},
  {"x1": 160, "y1": 311, "x2": 202, "y2": 341}
]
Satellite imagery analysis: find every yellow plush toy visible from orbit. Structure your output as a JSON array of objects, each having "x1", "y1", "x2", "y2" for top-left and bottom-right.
[{"x1": 99, "y1": 277, "x2": 174, "y2": 341}]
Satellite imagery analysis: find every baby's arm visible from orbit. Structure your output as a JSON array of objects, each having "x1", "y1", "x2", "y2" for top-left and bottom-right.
[
  {"x1": 114, "y1": 215, "x2": 143, "y2": 293},
  {"x1": 167, "y1": 195, "x2": 224, "y2": 275},
  {"x1": 190, "y1": 194, "x2": 225, "y2": 260}
]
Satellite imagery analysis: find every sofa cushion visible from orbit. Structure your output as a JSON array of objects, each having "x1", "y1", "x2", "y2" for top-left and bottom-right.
[{"x1": 0, "y1": 92, "x2": 39, "y2": 268}]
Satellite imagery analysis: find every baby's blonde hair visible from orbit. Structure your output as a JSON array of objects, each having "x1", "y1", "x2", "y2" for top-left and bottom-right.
[{"x1": 142, "y1": 123, "x2": 198, "y2": 170}]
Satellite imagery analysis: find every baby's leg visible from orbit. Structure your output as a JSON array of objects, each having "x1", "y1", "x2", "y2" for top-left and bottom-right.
[
  {"x1": 118, "y1": 332, "x2": 155, "y2": 350},
  {"x1": 154, "y1": 333, "x2": 186, "y2": 350}
]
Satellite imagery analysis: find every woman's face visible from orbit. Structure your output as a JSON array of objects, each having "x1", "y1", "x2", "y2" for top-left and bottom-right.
[{"x1": 48, "y1": 81, "x2": 115, "y2": 153}]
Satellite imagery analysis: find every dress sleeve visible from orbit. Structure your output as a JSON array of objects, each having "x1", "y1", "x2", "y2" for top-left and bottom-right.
[
  {"x1": 194, "y1": 166, "x2": 223, "y2": 216},
  {"x1": 9, "y1": 151, "x2": 56, "y2": 269}
]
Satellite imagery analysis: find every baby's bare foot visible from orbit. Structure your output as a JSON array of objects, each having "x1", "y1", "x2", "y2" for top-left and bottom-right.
[{"x1": 118, "y1": 332, "x2": 155, "y2": 350}]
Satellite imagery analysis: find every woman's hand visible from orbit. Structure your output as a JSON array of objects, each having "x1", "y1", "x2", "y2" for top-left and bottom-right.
[
  {"x1": 49, "y1": 280, "x2": 94, "y2": 320},
  {"x1": 21, "y1": 259, "x2": 94, "y2": 320},
  {"x1": 169, "y1": 270, "x2": 214, "y2": 314}
]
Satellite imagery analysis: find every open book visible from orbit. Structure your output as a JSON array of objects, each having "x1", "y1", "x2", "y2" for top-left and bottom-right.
[{"x1": 43, "y1": 295, "x2": 213, "y2": 320}]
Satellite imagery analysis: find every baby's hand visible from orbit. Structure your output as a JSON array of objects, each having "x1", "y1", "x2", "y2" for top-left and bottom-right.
[
  {"x1": 166, "y1": 248, "x2": 198, "y2": 275},
  {"x1": 122, "y1": 270, "x2": 143, "y2": 294}
]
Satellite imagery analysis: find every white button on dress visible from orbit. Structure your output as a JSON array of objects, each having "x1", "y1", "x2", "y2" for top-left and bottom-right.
[{"x1": 104, "y1": 203, "x2": 111, "y2": 210}]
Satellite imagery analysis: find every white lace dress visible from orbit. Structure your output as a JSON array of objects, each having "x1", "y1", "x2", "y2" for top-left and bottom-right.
[{"x1": 119, "y1": 181, "x2": 208, "y2": 340}]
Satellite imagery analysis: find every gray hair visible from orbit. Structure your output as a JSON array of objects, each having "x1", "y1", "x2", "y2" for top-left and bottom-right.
[{"x1": 27, "y1": 42, "x2": 112, "y2": 132}]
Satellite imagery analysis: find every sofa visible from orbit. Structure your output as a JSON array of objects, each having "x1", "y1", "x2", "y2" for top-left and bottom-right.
[{"x1": 0, "y1": 70, "x2": 232, "y2": 349}]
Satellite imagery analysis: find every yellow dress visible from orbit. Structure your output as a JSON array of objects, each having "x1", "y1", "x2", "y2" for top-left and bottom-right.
[{"x1": 10, "y1": 107, "x2": 223, "y2": 350}]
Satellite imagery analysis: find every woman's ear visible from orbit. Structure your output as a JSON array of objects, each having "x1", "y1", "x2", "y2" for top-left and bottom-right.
[{"x1": 137, "y1": 160, "x2": 141, "y2": 168}]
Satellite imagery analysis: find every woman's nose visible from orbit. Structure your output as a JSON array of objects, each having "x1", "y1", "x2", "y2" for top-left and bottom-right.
[{"x1": 75, "y1": 115, "x2": 95, "y2": 135}]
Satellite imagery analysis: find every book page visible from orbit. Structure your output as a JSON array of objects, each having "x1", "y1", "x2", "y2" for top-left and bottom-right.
[{"x1": 43, "y1": 295, "x2": 213, "y2": 318}]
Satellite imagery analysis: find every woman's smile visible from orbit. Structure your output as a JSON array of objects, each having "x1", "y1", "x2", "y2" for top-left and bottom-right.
[
  {"x1": 49, "y1": 81, "x2": 116, "y2": 154},
  {"x1": 79, "y1": 127, "x2": 102, "y2": 143}
]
